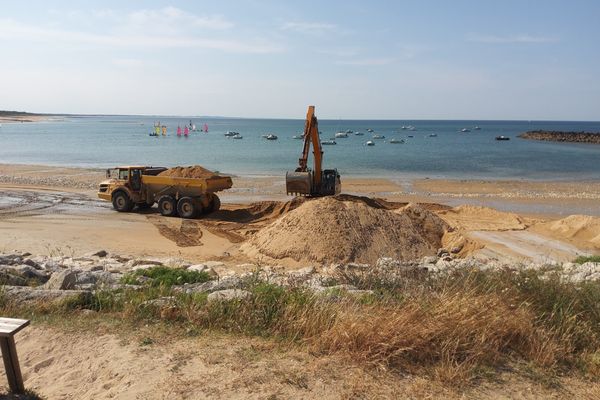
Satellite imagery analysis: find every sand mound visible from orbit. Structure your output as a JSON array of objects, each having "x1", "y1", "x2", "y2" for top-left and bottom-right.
[
  {"x1": 241, "y1": 196, "x2": 451, "y2": 264},
  {"x1": 158, "y1": 165, "x2": 219, "y2": 179},
  {"x1": 534, "y1": 215, "x2": 600, "y2": 249},
  {"x1": 438, "y1": 205, "x2": 528, "y2": 231}
]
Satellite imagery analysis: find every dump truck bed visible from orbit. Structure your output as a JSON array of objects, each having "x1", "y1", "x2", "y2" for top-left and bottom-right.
[{"x1": 142, "y1": 175, "x2": 233, "y2": 194}]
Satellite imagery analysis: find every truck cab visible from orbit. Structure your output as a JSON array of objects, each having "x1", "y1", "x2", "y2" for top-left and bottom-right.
[{"x1": 98, "y1": 166, "x2": 167, "y2": 207}]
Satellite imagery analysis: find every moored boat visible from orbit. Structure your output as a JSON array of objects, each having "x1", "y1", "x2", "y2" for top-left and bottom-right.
[{"x1": 495, "y1": 135, "x2": 510, "y2": 141}]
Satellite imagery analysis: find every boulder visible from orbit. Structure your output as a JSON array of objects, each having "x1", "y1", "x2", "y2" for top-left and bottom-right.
[
  {"x1": 187, "y1": 264, "x2": 219, "y2": 278},
  {"x1": 92, "y1": 250, "x2": 108, "y2": 258},
  {"x1": 11, "y1": 265, "x2": 49, "y2": 282},
  {"x1": 2, "y1": 285, "x2": 92, "y2": 304},
  {"x1": 0, "y1": 271, "x2": 28, "y2": 286},
  {"x1": 207, "y1": 289, "x2": 251, "y2": 302},
  {"x1": 44, "y1": 269, "x2": 78, "y2": 290}
]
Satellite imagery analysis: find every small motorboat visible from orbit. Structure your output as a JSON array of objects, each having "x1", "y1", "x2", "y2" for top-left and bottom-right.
[
  {"x1": 429, "y1": 133, "x2": 438, "y2": 137},
  {"x1": 225, "y1": 131, "x2": 239, "y2": 137},
  {"x1": 345, "y1": 129, "x2": 353, "y2": 134},
  {"x1": 365, "y1": 140, "x2": 375, "y2": 146},
  {"x1": 292, "y1": 134, "x2": 303, "y2": 139},
  {"x1": 265, "y1": 134, "x2": 278, "y2": 140},
  {"x1": 401, "y1": 126, "x2": 407, "y2": 130},
  {"x1": 407, "y1": 135, "x2": 414, "y2": 138},
  {"x1": 372, "y1": 134, "x2": 385, "y2": 139},
  {"x1": 232, "y1": 135, "x2": 243, "y2": 139},
  {"x1": 367, "y1": 128, "x2": 374, "y2": 133},
  {"x1": 335, "y1": 132, "x2": 348, "y2": 138},
  {"x1": 149, "y1": 132, "x2": 159, "y2": 137},
  {"x1": 389, "y1": 138, "x2": 404, "y2": 144},
  {"x1": 408, "y1": 126, "x2": 416, "y2": 131},
  {"x1": 474, "y1": 126, "x2": 481, "y2": 130},
  {"x1": 321, "y1": 139, "x2": 337, "y2": 145},
  {"x1": 354, "y1": 131, "x2": 364, "y2": 136},
  {"x1": 461, "y1": 128, "x2": 471, "y2": 133},
  {"x1": 495, "y1": 136, "x2": 510, "y2": 141}
]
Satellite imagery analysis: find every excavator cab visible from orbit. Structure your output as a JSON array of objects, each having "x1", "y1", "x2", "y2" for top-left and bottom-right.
[{"x1": 286, "y1": 106, "x2": 341, "y2": 197}]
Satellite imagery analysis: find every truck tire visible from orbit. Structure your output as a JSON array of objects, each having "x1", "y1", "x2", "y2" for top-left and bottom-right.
[
  {"x1": 158, "y1": 195, "x2": 177, "y2": 217},
  {"x1": 112, "y1": 191, "x2": 134, "y2": 212},
  {"x1": 177, "y1": 197, "x2": 197, "y2": 219},
  {"x1": 208, "y1": 194, "x2": 221, "y2": 213}
]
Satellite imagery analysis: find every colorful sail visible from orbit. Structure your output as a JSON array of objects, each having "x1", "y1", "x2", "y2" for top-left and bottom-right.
[
  {"x1": 184, "y1": 126, "x2": 189, "y2": 136},
  {"x1": 177, "y1": 126, "x2": 182, "y2": 136},
  {"x1": 203, "y1": 123, "x2": 208, "y2": 132}
]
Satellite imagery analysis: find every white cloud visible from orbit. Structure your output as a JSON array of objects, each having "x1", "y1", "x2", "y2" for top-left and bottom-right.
[
  {"x1": 335, "y1": 58, "x2": 394, "y2": 66},
  {"x1": 467, "y1": 34, "x2": 558, "y2": 44},
  {"x1": 280, "y1": 21, "x2": 339, "y2": 34},
  {"x1": 0, "y1": 18, "x2": 282, "y2": 54},
  {"x1": 127, "y1": 6, "x2": 233, "y2": 31}
]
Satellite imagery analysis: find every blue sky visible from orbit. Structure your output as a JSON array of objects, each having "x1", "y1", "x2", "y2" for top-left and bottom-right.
[{"x1": 1, "y1": 0, "x2": 599, "y2": 120}]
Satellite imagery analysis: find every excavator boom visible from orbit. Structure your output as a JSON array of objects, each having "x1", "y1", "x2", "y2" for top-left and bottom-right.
[{"x1": 286, "y1": 106, "x2": 341, "y2": 196}]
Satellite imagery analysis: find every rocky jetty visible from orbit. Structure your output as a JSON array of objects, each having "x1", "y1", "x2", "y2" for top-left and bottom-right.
[{"x1": 519, "y1": 130, "x2": 600, "y2": 144}]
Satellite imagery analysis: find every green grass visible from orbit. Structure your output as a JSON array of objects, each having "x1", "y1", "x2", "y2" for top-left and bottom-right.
[
  {"x1": 120, "y1": 266, "x2": 214, "y2": 287},
  {"x1": 574, "y1": 255, "x2": 600, "y2": 264}
]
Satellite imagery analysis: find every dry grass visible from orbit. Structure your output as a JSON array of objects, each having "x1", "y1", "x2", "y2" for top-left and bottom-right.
[{"x1": 2, "y1": 267, "x2": 599, "y2": 388}]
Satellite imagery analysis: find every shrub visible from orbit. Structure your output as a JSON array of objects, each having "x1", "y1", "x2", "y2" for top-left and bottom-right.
[
  {"x1": 121, "y1": 266, "x2": 213, "y2": 287},
  {"x1": 574, "y1": 255, "x2": 600, "y2": 264}
]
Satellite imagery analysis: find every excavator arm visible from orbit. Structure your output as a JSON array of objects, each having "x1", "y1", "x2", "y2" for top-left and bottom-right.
[{"x1": 295, "y1": 106, "x2": 323, "y2": 188}]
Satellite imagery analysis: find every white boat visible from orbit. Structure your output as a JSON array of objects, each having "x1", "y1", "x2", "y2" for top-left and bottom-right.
[
  {"x1": 321, "y1": 139, "x2": 337, "y2": 145},
  {"x1": 225, "y1": 131, "x2": 239, "y2": 137},
  {"x1": 401, "y1": 126, "x2": 407, "y2": 130},
  {"x1": 345, "y1": 129, "x2": 353, "y2": 134},
  {"x1": 372, "y1": 134, "x2": 385, "y2": 139},
  {"x1": 389, "y1": 138, "x2": 404, "y2": 144},
  {"x1": 354, "y1": 131, "x2": 364, "y2": 136},
  {"x1": 335, "y1": 132, "x2": 348, "y2": 138},
  {"x1": 367, "y1": 128, "x2": 374, "y2": 133},
  {"x1": 232, "y1": 135, "x2": 243, "y2": 139},
  {"x1": 265, "y1": 134, "x2": 278, "y2": 140},
  {"x1": 365, "y1": 140, "x2": 375, "y2": 146},
  {"x1": 461, "y1": 128, "x2": 471, "y2": 132},
  {"x1": 408, "y1": 126, "x2": 416, "y2": 131},
  {"x1": 292, "y1": 135, "x2": 303, "y2": 139},
  {"x1": 474, "y1": 126, "x2": 481, "y2": 130},
  {"x1": 429, "y1": 133, "x2": 438, "y2": 137}
]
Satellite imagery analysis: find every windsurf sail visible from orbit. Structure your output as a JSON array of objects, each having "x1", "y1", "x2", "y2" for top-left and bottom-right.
[
  {"x1": 203, "y1": 123, "x2": 208, "y2": 132},
  {"x1": 177, "y1": 126, "x2": 182, "y2": 136}
]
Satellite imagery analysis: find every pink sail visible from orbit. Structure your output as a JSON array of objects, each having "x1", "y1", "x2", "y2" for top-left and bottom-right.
[
  {"x1": 203, "y1": 123, "x2": 208, "y2": 132},
  {"x1": 184, "y1": 126, "x2": 189, "y2": 136},
  {"x1": 177, "y1": 126, "x2": 182, "y2": 136}
]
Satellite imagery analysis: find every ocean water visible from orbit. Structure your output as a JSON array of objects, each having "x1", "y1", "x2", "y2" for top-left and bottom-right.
[{"x1": 1, "y1": 116, "x2": 600, "y2": 180}]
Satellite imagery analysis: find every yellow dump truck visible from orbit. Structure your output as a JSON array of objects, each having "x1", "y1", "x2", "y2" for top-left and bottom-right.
[{"x1": 97, "y1": 166, "x2": 232, "y2": 218}]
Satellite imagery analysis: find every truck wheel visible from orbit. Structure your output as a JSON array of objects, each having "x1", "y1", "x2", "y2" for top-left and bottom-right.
[
  {"x1": 158, "y1": 195, "x2": 177, "y2": 217},
  {"x1": 112, "y1": 191, "x2": 134, "y2": 212},
  {"x1": 177, "y1": 197, "x2": 197, "y2": 219},
  {"x1": 208, "y1": 194, "x2": 221, "y2": 213}
]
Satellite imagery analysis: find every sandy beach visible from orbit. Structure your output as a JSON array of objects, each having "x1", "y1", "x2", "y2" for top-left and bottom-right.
[
  {"x1": 1, "y1": 163, "x2": 599, "y2": 264},
  {"x1": 2, "y1": 163, "x2": 600, "y2": 399}
]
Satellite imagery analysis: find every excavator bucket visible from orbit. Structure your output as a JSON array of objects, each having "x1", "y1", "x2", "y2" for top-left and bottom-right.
[{"x1": 286, "y1": 171, "x2": 312, "y2": 196}]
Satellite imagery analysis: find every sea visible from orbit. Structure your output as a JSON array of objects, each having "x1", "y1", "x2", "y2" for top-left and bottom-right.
[{"x1": 1, "y1": 116, "x2": 600, "y2": 180}]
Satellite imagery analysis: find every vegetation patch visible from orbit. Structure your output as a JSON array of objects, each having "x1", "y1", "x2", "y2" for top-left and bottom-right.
[
  {"x1": 120, "y1": 266, "x2": 213, "y2": 287},
  {"x1": 574, "y1": 255, "x2": 600, "y2": 264}
]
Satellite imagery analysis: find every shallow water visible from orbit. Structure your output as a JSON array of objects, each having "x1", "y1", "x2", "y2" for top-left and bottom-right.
[{"x1": 1, "y1": 116, "x2": 600, "y2": 180}]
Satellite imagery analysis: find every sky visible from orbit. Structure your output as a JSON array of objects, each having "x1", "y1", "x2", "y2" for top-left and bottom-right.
[{"x1": 0, "y1": 0, "x2": 599, "y2": 120}]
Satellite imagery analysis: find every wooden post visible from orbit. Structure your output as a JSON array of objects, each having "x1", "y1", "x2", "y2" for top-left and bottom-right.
[{"x1": 0, "y1": 317, "x2": 29, "y2": 394}]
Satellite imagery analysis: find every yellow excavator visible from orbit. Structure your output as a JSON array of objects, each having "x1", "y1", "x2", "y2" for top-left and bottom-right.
[{"x1": 286, "y1": 106, "x2": 341, "y2": 196}]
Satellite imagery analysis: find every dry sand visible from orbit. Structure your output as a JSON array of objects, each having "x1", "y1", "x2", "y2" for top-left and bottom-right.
[
  {"x1": 1, "y1": 163, "x2": 600, "y2": 266},
  {"x1": 4, "y1": 324, "x2": 599, "y2": 400},
  {"x1": 158, "y1": 165, "x2": 220, "y2": 179},
  {"x1": 242, "y1": 196, "x2": 451, "y2": 264}
]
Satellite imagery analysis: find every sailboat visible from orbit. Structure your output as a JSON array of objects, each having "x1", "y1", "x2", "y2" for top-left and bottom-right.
[
  {"x1": 177, "y1": 126, "x2": 182, "y2": 137},
  {"x1": 161, "y1": 125, "x2": 167, "y2": 136},
  {"x1": 189, "y1": 120, "x2": 197, "y2": 131},
  {"x1": 184, "y1": 126, "x2": 189, "y2": 137},
  {"x1": 203, "y1": 123, "x2": 208, "y2": 133}
]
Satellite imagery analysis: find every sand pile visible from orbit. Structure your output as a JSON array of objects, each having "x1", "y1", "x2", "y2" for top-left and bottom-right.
[
  {"x1": 534, "y1": 215, "x2": 600, "y2": 249},
  {"x1": 241, "y1": 196, "x2": 451, "y2": 264},
  {"x1": 438, "y1": 205, "x2": 529, "y2": 231},
  {"x1": 159, "y1": 165, "x2": 219, "y2": 179}
]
